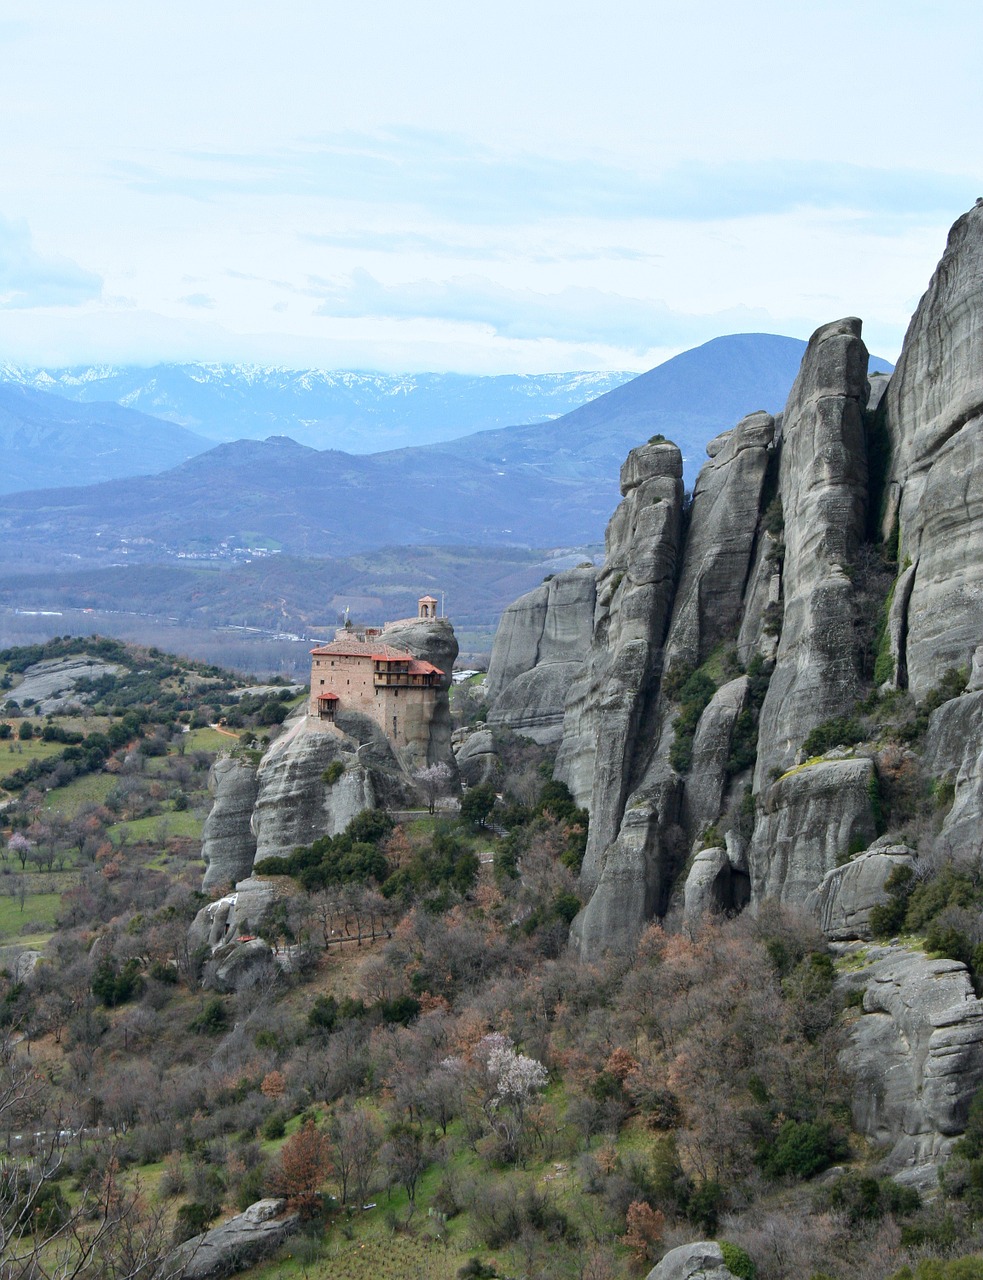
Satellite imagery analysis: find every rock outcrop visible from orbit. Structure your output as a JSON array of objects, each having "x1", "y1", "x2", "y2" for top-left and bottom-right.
[
  {"x1": 645, "y1": 1241, "x2": 739, "y2": 1280},
  {"x1": 840, "y1": 943, "x2": 983, "y2": 1169},
  {"x1": 753, "y1": 318, "x2": 870, "y2": 786},
  {"x1": 200, "y1": 756, "x2": 259, "y2": 891},
  {"x1": 376, "y1": 615, "x2": 459, "y2": 771},
  {"x1": 749, "y1": 757, "x2": 877, "y2": 906},
  {"x1": 249, "y1": 718, "x2": 377, "y2": 864},
  {"x1": 454, "y1": 728, "x2": 500, "y2": 788},
  {"x1": 806, "y1": 842, "x2": 916, "y2": 940},
  {"x1": 173, "y1": 1199, "x2": 299, "y2": 1280},
  {"x1": 882, "y1": 202, "x2": 983, "y2": 697},
  {"x1": 485, "y1": 566, "x2": 597, "y2": 743},
  {"x1": 924, "y1": 688, "x2": 983, "y2": 865}
]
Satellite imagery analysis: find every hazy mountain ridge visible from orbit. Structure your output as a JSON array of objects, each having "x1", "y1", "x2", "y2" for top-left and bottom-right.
[
  {"x1": 0, "y1": 383, "x2": 212, "y2": 495},
  {"x1": 0, "y1": 361, "x2": 635, "y2": 452},
  {"x1": 0, "y1": 334, "x2": 845, "y2": 568}
]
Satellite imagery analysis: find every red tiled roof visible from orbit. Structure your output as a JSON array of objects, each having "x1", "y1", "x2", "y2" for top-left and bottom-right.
[
  {"x1": 316, "y1": 691, "x2": 340, "y2": 701},
  {"x1": 311, "y1": 637, "x2": 414, "y2": 659},
  {"x1": 407, "y1": 659, "x2": 443, "y2": 675}
]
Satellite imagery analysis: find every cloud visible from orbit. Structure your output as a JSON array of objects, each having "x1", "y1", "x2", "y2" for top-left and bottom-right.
[
  {"x1": 113, "y1": 128, "x2": 976, "y2": 225},
  {"x1": 312, "y1": 268, "x2": 790, "y2": 351},
  {"x1": 178, "y1": 292, "x2": 216, "y2": 309},
  {"x1": 300, "y1": 226, "x2": 656, "y2": 264},
  {"x1": 0, "y1": 214, "x2": 102, "y2": 309}
]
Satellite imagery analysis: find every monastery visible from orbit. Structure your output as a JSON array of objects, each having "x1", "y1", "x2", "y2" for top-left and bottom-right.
[{"x1": 308, "y1": 596, "x2": 445, "y2": 749}]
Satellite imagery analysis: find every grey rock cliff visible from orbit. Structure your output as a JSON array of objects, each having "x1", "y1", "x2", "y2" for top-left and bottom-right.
[
  {"x1": 754, "y1": 318, "x2": 870, "y2": 785},
  {"x1": 806, "y1": 843, "x2": 916, "y2": 940},
  {"x1": 664, "y1": 411, "x2": 774, "y2": 672},
  {"x1": 250, "y1": 719, "x2": 376, "y2": 864},
  {"x1": 840, "y1": 943, "x2": 983, "y2": 1169},
  {"x1": 556, "y1": 441, "x2": 683, "y2": 878},
  {"x1": 485, "y1": 566, "x2": 597, "y2": 743},
  {"x1": 883, "y1": 203, "x2": 983, "y2": 696},
  {"x1": 749, "y1": 757, "x2": 876, "y2": 906},
  {"x1": 923, "y1": 689, "x2": 983, "y2": 865},
  {"x1": 200, "y1": 756, "x2": 259, "y2": 891}
]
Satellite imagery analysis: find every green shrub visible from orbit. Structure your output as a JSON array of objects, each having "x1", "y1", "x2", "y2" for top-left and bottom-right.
[
  {"x1": 801, "y1": 716, "x2": 864, "y2": 757},
  {"x1": 173, "y1": 1201, "x2": 218, "y2": 1244},
  {"x1": 670, "y1": 668, "x2": 717, "y2": 774},
  {"x1": 189, "y1": 997, "x2": 227, "y2": 1035},
  {"x1": 720, "y1": 1242, "x2": 757, "y2": 1280},
  {"x1": 869, "y1": 863, "x2": 915, "y2": 938},
  {"x1": 322, "y1": 760, "x2": 344, "y2": 785},
  {"x1": 758, "y1": 1118, "x2": 847, "y2": 1180},
  {"x1": 261, "y1": 1110, "x2": 287, "y2": 1140}
]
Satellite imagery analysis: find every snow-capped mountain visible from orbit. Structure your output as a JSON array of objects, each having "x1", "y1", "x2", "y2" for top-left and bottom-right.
[{"x1": 0, "y1": 363, "x2": 635, "y2": 451}]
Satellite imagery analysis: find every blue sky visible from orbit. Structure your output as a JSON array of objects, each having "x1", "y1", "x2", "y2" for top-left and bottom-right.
[{"x1": 0, "y1": 1, "x2": 980, "y2": 373}]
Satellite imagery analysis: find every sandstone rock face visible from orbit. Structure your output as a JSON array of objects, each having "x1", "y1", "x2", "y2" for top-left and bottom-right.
[
  {"x1": 482, "y1": 207, "x2": 983, "y2": 953},
  {"x1": 749, "y1": 757, "x2": 876, "y2": 905},
  {"x1": 250, "y1": 720, "x2": 376, "y2": 864},
  {"x1": 645, "y1": 1241, "x2": 738, "y2": 1280},
  {"x1": 686, "y1": 849, "x2": 732, "y2": 921},
  {"x1": 174, "y1": 1199, "x2": 299, "y2": 1280},
  {"x1": 924, "y1": 689, "x2": 983, "y2": 864},
  {"x1": 883, "y1": 203, "x2": 983, "y2": 696},
  {"x1": 754, "y1": 319, "x2": 870, "y2": 785},
  {"x1": 454, "y1": 729, "x2": 500, "y2": 788},
  {"x1": 682, "y1": 676, "x2": 748, "y2": 840},
  {"x1": 664, "y1": 412, "x2": 774, "y2": 672},
  {"x1": 200, "y1": 756, "x2": 259, "y2": 891},
  {"x1": 556, "y1": 440, "x2": 684, "y2": 888},
  {"x1": 806, "y1": 843, "x2": 916, "y2": 940},
  {"x1": 485, "y1": 567, "x2": 597, "y2": 742},
  {"x1": 376, "y1": 616, "x2": 458, "y2": 770},
  {"x1": 840, "y1": 943, "x2": 983, "y2": 1168}
]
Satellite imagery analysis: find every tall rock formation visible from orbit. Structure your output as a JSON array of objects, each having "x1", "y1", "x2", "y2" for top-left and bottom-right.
[
  {"x1": 882, "y1": 203, "x2": 983, "y2": 696},
  {"x1": 485, "y1": 566, "x2": 597, "y2": 743},
  {"x1": 752, "y1": 318, "x2": 870, "y2": 785},
  {"x1": 492, "y1": 225, "x2": 983, "y2": 953}
]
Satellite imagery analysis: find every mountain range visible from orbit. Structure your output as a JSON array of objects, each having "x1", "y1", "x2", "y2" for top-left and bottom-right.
[
  {"x1": 0, "y1": 383, "x2": 211, "y2": 495},
  {"x1": 0, "y1": 362, "x2": 633, "y2": 454},
  {"x1": 0, "y1": 334, "x2": 885, "y2": 571}
]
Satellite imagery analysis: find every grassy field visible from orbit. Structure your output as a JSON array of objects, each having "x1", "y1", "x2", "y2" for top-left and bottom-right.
[
  {"x1": 0, "y1": 734, "x2": 65, "y2": 781},
  {"x1": 41, "y1": 771, "x2": 116, "y2": 816},
  {"x1": 109, "y1": 808, "x2": 205, "y2": 847},
  {"x1": 0, "y1": 887, "x2": 63, "y2": 942}
]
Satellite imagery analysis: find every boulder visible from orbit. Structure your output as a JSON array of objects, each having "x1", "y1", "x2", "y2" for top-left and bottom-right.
[
  {"x1": 203, "y1": 938, "x2": 276, "y2": 994},
  {"x1": 683, "y1": 847, "x2": 731, "y2": 922},
  {"x1": 749, "y1": 756, "x2": 877, "y2": 905},
  {"x1": 840, "y1": 943, "x2": 983, "y2": 1169},
  {"x1": 645, "y1": 1241, "x2": 738, "y2": 1280},
  {"x1": 188, "y1": 877, "x2": 276, "y2": 946},
  {"x1": 200, "y1": 756, "x2": 259, "y2": 892},
  {"x1": 173, "y1": 1198, "x2": 300, "y2": 1279},
  {"x1": 754, "y1": 318, "x2": 870, "y2": 786},
  {"x1": 806, "y1": 843, "x2": 916, "y2": 940}
]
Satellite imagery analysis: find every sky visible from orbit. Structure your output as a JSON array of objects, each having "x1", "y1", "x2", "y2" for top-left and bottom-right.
[{"x1": 0, "y1": 1, "x2": 981, "y2": 374}]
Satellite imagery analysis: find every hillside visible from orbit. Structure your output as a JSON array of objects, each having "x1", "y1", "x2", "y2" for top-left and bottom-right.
[{"x1": 0, "y1": 383, "x2": 212, "y2": 494}]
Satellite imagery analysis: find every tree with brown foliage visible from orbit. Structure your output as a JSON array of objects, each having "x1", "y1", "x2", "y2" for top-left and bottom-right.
[{"x1": 275, "y1": 1118, "x2": 332, "y2": 1219}]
